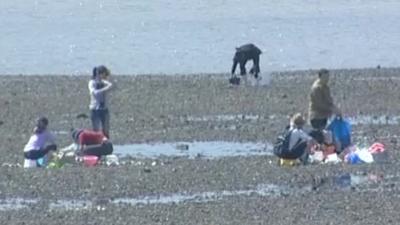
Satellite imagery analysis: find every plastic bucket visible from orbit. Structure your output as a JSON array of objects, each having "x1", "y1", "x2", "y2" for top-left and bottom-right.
[
  {"x1": 104, "y1": 154, "x2": 119, "y2": 166},
  {"x1": 83, "y1": 155, "x2": 99, "y2": 167},
  {"x1": 247, "y1": 72, "x2": 271, "y2": 86},
  {"x1": 37, "y1": 156, "x2": 48, "y2": 167},
  {"x1": 279, "y1": 158, "x2": 298, "y2": 167}
]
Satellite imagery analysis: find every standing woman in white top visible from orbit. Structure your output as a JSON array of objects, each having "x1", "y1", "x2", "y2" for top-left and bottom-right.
[
  {"x1": 88, "y1": 65, "x2": 113, "y2": 138},
  {"x1": 23, "y1": 117, "x2": 57, "y2": 168}
]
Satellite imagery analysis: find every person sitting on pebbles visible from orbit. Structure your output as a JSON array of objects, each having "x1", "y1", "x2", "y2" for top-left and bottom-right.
[
  {"x1": 23, "y1": 117, "x2": 57, "y2": 168},
  {"x1": 61, "y1": 129, "x2": 113, "y2": 158},
  {"x1": 274, "y1": 113, "x2": 316, "y2": 164}
]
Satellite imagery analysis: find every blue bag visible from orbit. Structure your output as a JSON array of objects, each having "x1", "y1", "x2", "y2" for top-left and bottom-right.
[{"x1": 328, "y1": 117, "x2": 352, "y2": 151}]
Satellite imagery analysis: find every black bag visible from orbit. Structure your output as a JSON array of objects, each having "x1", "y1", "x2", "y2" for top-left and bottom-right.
[
  {"x1": 229, "y1": 76, "x2": 241, "y2": 85},
  {"x1": 273, "y1": 126, "x2": 292, "y2": 157},
  {"x1": 309, "y1": 130, "x2": 324, "y2": 144}
]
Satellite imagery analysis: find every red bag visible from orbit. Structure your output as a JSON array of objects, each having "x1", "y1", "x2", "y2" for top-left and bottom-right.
[{"x1": 368, "y1": 142, "x2": 385, "y2": 154}]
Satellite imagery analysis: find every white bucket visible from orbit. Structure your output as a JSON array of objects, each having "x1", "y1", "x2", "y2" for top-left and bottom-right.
[
  {"x1": 105, "y1": 154, "x2": 120, "y2": 166},
  {"x1": 246, "y1": 72, "x2": 271, "y2": 86}
]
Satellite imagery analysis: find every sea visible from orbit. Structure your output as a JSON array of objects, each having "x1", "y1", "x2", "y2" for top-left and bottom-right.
[{"x1": 1, "y1": 0, "x2": 399, "y2": 75}]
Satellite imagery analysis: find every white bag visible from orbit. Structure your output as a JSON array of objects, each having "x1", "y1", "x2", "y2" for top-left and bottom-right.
[
  {"x1": 309, "y1": 151, "x2": 324, "y2": 164},
  {"x1": 324, "y1": 153, "x2": 342, "y2": 164},
  {"x1": 356, "y1": 149, "x2": 374, "y2": 163}
]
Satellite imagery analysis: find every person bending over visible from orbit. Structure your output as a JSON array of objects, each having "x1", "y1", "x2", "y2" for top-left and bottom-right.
[
  {"x1": 231, "y1": 43, "x2": 262, "y2": 79},
  {"x1": 70, "y1": 129, "x2": 113, "y2": 157}
]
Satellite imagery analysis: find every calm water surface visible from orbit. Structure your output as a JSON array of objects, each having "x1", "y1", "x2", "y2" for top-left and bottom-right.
[{"x1": 1, "y1": 0, "x2": 399, "y2": 75}]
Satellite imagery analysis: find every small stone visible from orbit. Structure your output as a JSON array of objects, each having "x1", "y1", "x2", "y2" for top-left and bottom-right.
[
  {"x1": 76, "y1": 113, "x2": 88, "y2": 119},
  {"x1": 143, "y1": 168, "x2": 151, "y2": 173},
  {"x1": 151, "y1": 161, "x2": 157, "y2": 166},
  {"x1": 176, "y1": 144, "x2": 189, "y2": 151}
]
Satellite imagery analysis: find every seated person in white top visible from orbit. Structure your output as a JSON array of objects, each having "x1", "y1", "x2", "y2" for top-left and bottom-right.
[
  {"x1": 23, "y1": 117, "x2": 57, "y2": 168},
  {"x1": 274, "y1": 113, "x2": 315, "y2": 161}
]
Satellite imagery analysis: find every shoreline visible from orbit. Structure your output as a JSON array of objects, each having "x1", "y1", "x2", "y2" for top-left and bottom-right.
[{"x1": 0, "y1": 66, "x2": 398, "y2": 77}]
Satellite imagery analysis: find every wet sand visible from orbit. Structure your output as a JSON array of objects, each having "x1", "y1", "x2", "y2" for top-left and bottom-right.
[{"x1": 1, "y1": 68, "x2": 400, "y2": 224}]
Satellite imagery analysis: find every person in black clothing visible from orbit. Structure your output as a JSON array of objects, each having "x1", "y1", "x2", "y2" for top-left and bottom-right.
[{"x1": 231, "y1": 43, "x2": 262, "y2": 79}]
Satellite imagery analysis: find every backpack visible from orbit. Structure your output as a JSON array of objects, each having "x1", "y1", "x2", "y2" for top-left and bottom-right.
[
  {"x1": 328, "y1": 117, "x2": 352, "y2": 151},
  {"x1": 273, "y1": 126, "x2": 292, "y2": 157}
]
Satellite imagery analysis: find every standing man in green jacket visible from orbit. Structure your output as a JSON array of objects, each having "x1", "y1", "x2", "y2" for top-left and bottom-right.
[{"x1": 308, "y1": 69, "x2": 341, "y2": 131}]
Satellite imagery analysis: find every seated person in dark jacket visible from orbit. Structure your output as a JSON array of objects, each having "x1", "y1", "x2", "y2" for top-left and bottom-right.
[{"x1": 274, "y1": 113, "x2": 316, "y2": 163}]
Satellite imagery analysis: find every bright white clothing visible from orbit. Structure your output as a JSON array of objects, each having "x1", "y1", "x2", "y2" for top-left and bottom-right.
[
  {"x1": 88, "y1": 79, "x2": 112, "y2": 110},
  {"x1": 23, "y1": 131, "x2": 56, "y2": 168},
  {"x1": 289, "y1": 127, "x2": 312, "y2": 150},
  {"x1": 60, "y1": 143, "x2": 79, "y2": 153}
]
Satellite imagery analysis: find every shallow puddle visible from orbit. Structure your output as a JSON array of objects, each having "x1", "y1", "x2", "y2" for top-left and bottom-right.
[
  {"x1": 183, "y1": 114, "x2": 400, "y2": 126},
  {"x1": 49, "y1": 200, "x2": 93, "y2": 211},
  {"x1": 352, "y1": 77, "x2": 400, "y2": 81},
  {"x1": 0, "y1": 183, "x2": 304, "y2": 211},
  {"x1": 348, "y1": 115, "x2": 400, "y2": 125},
  {"x1": 185, "y1": 114, "x2": 261, "y2": 122},
  {"x1": 114, "y1": 141, "x2": 272, "y2": 159},
  {"x1": 112, "y1": 184, "x2": 304, "y2": 206},
  {"x1": 0, "y1": 173, "x2": 395, "y2": 212},
  {"x1": 333, "y1": 173, "x2": 385, "y2": 190},
  {"x1": 0, "y1": 199, "x2": 37, "y2": 211}
]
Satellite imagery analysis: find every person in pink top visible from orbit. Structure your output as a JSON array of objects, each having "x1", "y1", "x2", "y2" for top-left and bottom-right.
[{"x1": 23, "y1": 117, "x2": 57, "y2": 168}]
